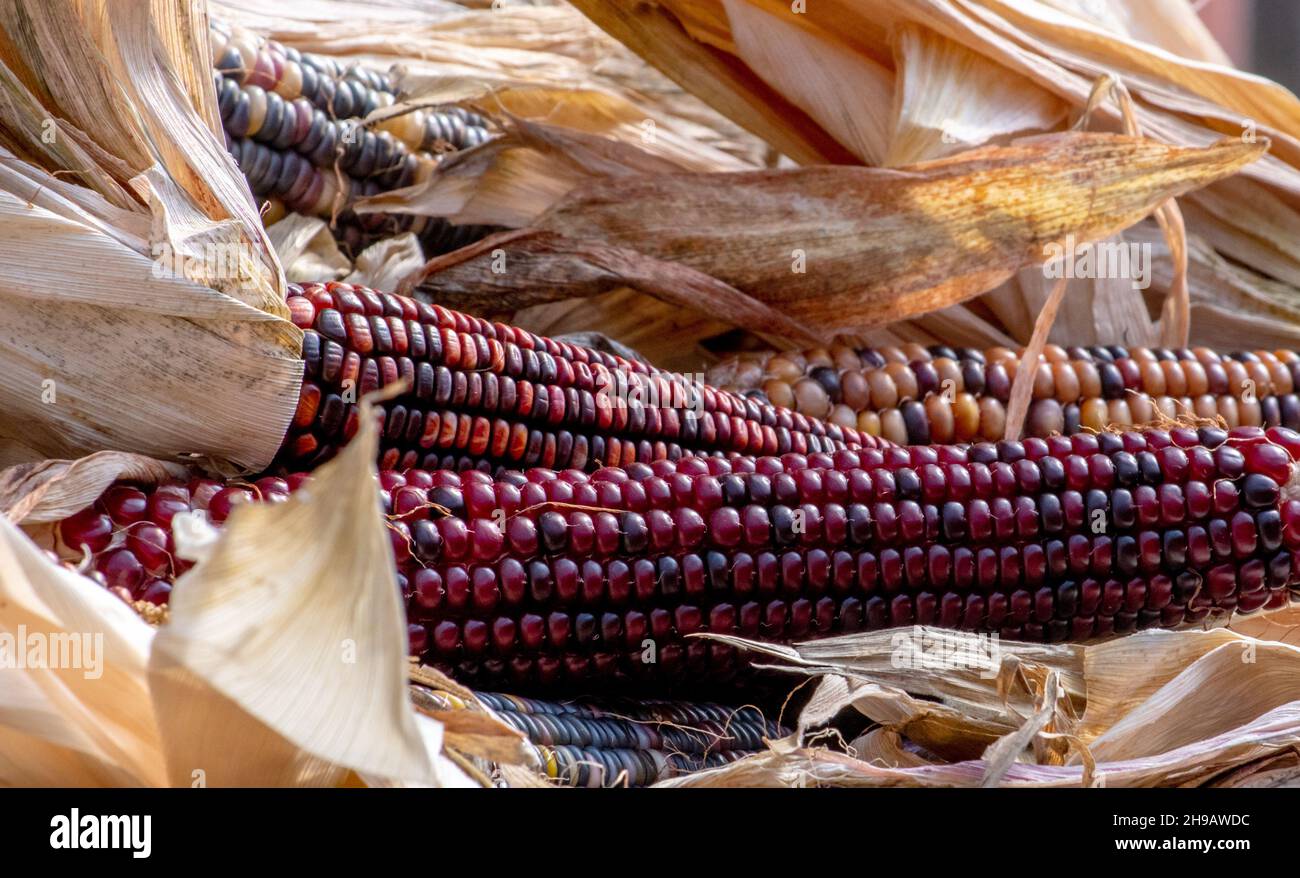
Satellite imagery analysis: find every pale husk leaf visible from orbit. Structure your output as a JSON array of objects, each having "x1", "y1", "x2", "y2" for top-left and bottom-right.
[
  {"x1": 0, "y1": 516, "x2": 165, "y2": 786},
  {"x1": 0, "y1": 183, "x2": 302, "y2": 470},
  {"x1": 0, "y1": 452, "x2": 189, "y2": 525},
  {"x1": 356, "y1": 116, "x2": 691, "y2": 229},
  {"x1": 148, "y1": 397, "x2": 437, "y2": 786},
  {"x1": 345, "y1": 233, "x2": 429, "y2": 293},
  {"x1": 266, "y1": 213, "x2": 350, "y2": 284},
  {"x1": 408, "y1": 228, "x2": 823, "y2": 342},
  {"x1": 214, "y1": 0, "x2": 769, "y2": 167},
  {"x1": 1036, "y1": 0, "x2": 1231, "y2": 65},
  {"x1": 0, "y1": 1, "x2": 301, "y2": 471},
  {"x1": 515, "y1": 288, "x2": 738, "y2": 373},
  {"x1": 566, "y1": 0, "x2": 856, "y2": 164},
  {"x1": 720, "y1": 0, "x2": 895, "y2": 165},
  {"x1": 672, "y1": 627, "x2": 1300, "y2": 788},
  {"x1": 887, "y1": 23, "x2": 1066, "y2": 166},
  {"x1": 568, "y1": 0, "x2": 1300, "y2": 351}
]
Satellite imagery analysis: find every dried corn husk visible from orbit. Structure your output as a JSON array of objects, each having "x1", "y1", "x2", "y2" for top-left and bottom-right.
[
  {"x1": 411, "y1": 132, "x2": 1261, "y2": 336},
  {"x1": 0, "y1": 1, "x2": 302, "y2": 472},
  {"x1": 0, "y1": 399, "x2": 524, "y2": 787},
  {"x1": 559, "y1": 0, "x2": 1300, "y2": 353},
  {"x1": 661, "y1": 625, "x2": 1300, "y2": 788},
  {"x1": 357, "y1": 115, "x2": 695, "y2": 230},
  {"x1": 266, "y1": 214, "x2": 351, "y2": 284}
]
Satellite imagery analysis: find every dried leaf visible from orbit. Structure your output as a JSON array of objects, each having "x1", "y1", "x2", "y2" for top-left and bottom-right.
[
  {"x1": 266, "y1": 213, "x2": 349, "y2": 283},
  {"x1": 356, "y1": 116, "x2": 690, "y2": 228},
  {"x1": 345, "y1": 233, "x2": 427, "y2": 293},
  {"x1": 0, "y1": 2, "x2": 301, "y2": 472},
  {"x1": 719, "y1": 0, "x2": 894, "y2": 164},
  {"x1": 408, "y1": 228, "x2": 822, "y2": 343},
  {"x1": 567, "y1": 0, "x2": 1300, "y2": 350},
  {"x1": 0, "y1": 515, "x2": 165, "y2": 786},
  {"x1": 215, "y1": 0, "x2": 769, "y2": 167},
  {"x1": 980, "y1": 672, "x2": 1064, "y2": 786},
  {"x1": 1209, "y1": 752, "x2": 1300, "y2": 788},
  {"x1": 418, "y1": 133, "x2": 1261, "y2": 336},
  {"x1": 516, "y1": 288, "x2": 735, "y2": 373},
  {"x1": 0, "y1": 452, "x2": 188, "y2": 525},
  {"x1": 149, "y1": 396, "x2": 436, "y2": 786},
  {"x1": 1229, "y1": 605, "x2": 1300, "y2": 647},
  {"x1": 0, "y1": 394, "x2": 495, "y2": 786},
  {"x1": 679, "y1": 628, "x2": 1300, "y2": 788},
  {"x1": 414, "y1": 706, "x2": 533, "y2": 767},
  {"x1": 887, "y1": 23, "x2": 1066, "y2": 166},
  {"x1": 1004, "y1": 276, "x2": 1067, "y2": 440},
  {"x1": 566, "y1": 0, "x2": 856, "y2": 164}
]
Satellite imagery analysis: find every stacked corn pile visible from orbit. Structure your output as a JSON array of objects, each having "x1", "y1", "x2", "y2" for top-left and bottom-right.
[
  {"x1": 712, "y1": 344, "x2": 1300, "y2": 445},
  {"x1": 210, "y1": 21, "x2": 494, "y2": 257},
  {"x1": 421, "y1": 689, "x2": 784, "y2": 787},
  {"x1": 57, "y1": 420, "x2": 1300, "y2": 690}
]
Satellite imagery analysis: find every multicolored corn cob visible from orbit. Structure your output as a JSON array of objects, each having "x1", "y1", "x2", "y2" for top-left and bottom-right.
[
  {"x1": 210, "y1": 22, "x2": 494, "y2": 257},
  {"x1": 278, "y1": 281, "x2": 882, "y2": 473},
  {"x1": 420, "y1": 689, "x2": 783, "y2": 787},
  {"x1": 57, "y1": 425, "x2": 1300, "y2": 691},
  {"x1": 712, "y1": 343, "x2": 1300, "y2": 444}
]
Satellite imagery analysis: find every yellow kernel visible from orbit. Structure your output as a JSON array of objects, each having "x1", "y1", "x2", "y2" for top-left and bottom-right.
[
  {"x1": 924, "y1": 395, "x2": 955, "y2": 443},
  {"x1": 829, "y1": 403, "x2": 858, "y2": 430},
  {"x1": 791, "y1": 377, "x2": 830, "y2": 419},
  {"x1": 880, "y1": 409, "x2": 909, "y2": 445},
  {"x1": 1052, "y1": 362, "x2": 1080, "y2": 402},
  {"x1": 977, "y1": 398, "x2": 1005, "y2": 441},
  {"x1": 765, "y1": 355, "x2": 804, "y2": 383},
  {"x1": 856, "y1": 410, "x2": 882, "y2": 436},
  {"x1": 867, "y1": 369, "x2": 899, "y2": 409},
  {"x1": 1128, "y1": 393, "x2": 1154, "y2": 425},
  {"x1": 953, "y1": 393, "x2": 980, "y2": 441},
  {"x1": 885, "y1": 362, "x2": 918, "y2": 402},
  {"x1": 762, "y1": 379, "x2": 794, "y2": 410},
  {"x1": 1080, "y1": 398, "x2": 1109, "y2": 432}
]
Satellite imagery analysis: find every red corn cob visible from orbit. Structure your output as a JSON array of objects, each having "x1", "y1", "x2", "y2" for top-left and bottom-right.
[
  {"x1": 278, "y1": 281, "x2": 882, "y2": 473},
  {"x1": 59, "y1": 425, "x2": 1300, "y2": 691}
]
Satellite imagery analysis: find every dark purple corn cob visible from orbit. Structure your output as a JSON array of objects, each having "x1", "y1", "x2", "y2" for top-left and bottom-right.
[
  {"x1": 59, "y1": 425, "x2": 1300, "y2": 692},
  {"x1": 438, "y1": 690, "x2": 785, "y2": 786},
  {"x1": 211, "y1": 21, "x2": 495, "y2": 258}
]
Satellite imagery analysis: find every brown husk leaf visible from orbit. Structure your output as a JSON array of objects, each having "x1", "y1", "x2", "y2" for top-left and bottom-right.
[
  {"x1": 407, "y1": 228, "x2": 822, "y2": 342},
  {"x1": 415, "y1": 132, "x2": 1261, "y2": 337}
]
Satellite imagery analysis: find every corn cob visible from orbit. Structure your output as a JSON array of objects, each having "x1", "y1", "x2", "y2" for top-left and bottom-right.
[
  {"x1": 277, "y1": 281, "x2": 882, "y2": 473},
  {"x1": 58, "y1": 425, "x2": 1300, "y2": 691},
  {"x1": 714, "y1": 343, "x2": 1300, "y2": 444},
  {"x1": 421, "y1": 689, "x2": 784, "y2": 787},
  {"x1": 210, "y1": 22, "x2": 495, "y2": 257}
]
